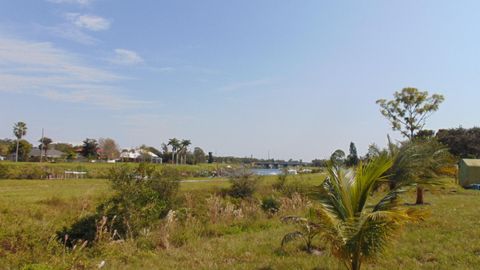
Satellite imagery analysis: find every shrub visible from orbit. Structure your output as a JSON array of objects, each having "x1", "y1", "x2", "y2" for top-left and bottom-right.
[
  {"x1": 57, "y1": 215, "x2": 97, "y2": 247},
  {"x1": 228, "y1": 170, "x2": 260, "y2": 198},
  {"x1": 59, "y1": 163, "x2": 180, "y2": 244},
  {"x1": 261, "y1": 197, "x2": 280, "y2": 214}
]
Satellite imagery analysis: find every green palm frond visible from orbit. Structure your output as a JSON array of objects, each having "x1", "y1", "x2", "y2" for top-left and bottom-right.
[
  {"x1": 281, "y1": 231, "x2": 304, "y2": 247},
  {"x1": 290, "y1": 155, "x2": 425, "y2": 270}
]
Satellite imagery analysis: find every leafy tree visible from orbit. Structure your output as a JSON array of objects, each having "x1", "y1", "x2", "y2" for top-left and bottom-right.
[
  {"x1": 377, "y1": 88, "x2": 444, "y2": 139},
  {"x1": 193, "y1": 147, "x2": 206, "y2": 164},
  {"x1": 98, "y1": 138, "x2": 120, "y2": 160},
  {"x1": 13, "y1": 122, "x2": 27, "y2": 162},
  {"x1": 81, "y1": 138, "x2": 98, "y2": 159},
  {"x1": 330, "y1": 149, "x2": 346, "y2": 166},
  {"x1": 436, "y1": 127, "x2": 480, "y2": 158},
  {"x1": 306, "y1": 155, "x2": 422, "y2": 270},
  {"x1": 8, "y1": 139, "x2": 32, "y2": 162},
  {"x1": 0, "y1": 139, "x2": 12, "y2": 157},
  {"x1": 346, "y1": 142, "x2": 359, "y2": 167},
  {"x1": 38, "y1": 137, "x2": 53, "y2": 161},
  {"x1": 415, "y1": 129, "x2": 435, "y2": 139},
  {"x1": 364, "y1": 143, "x2": 385, "y2": 161}
]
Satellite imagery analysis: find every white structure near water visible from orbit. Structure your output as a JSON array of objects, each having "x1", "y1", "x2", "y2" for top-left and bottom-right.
[{"x1": 120, "y1": 148, "x2": 162, "y2": 163}]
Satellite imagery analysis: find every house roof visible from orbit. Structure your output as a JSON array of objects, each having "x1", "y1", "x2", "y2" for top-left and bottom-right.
[
  {"x1": 120, "y1": 149, "x2": 159, "y2": 159},
  {"x1": 462, "y1": 159, "x2": 480, "y2": 167},
  {"x1": 29, "y1": 148, "x2": 64, "y2": 158}
]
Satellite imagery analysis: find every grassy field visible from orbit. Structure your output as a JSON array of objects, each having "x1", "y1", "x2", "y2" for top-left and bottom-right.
[
  {"x1": 1, "y1": 175, "x2": 480, "y2": 269},
  {"x1": 0, "y1": 161, "x2": 232, "y2": 179}
]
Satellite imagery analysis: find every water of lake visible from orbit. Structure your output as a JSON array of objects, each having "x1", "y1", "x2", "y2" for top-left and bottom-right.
[{"x1": 251, "y1": 168, "x2": 283, "y2": 176}]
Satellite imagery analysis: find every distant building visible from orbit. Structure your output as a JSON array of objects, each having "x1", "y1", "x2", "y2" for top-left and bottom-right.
[
  {"x1": 459, "y1": 159, "x2": 480, "y2": 186},
  {"x1": 29, "y1": 148, "x2": 65, "y2": 160},
  {"x1": 120, "y1": 148, "x2": 162, "y2": 163}
]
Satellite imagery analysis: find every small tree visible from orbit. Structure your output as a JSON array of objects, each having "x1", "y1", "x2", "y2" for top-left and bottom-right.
[
  {"x1": 306, "y1": 155, "x2": 423, "y2": 270},
  {"x1": 330, "y1": 149, "x2": 346, "y2": 166},
  {"x1": 208, "y1": 152, "x2": 214, "y2": 164},
  {"x1": 13, "y1": 122, "x2": 27, "y2": 162},
  {"x1": 376, "y1": 88, "x2": 444, "y2": 139},
  {"x1": 228, "y1": 170, "x2": 259, "y2": 198},
  {"x1": 98, "y1": 138, "x2": 120, "y2": 160},
  {"x1": 281, "y1": 210, "x2": 320, "y2": 253},
  {"x1": 436, "y1": 127, "x2": 480, "y2": 158},
  {"x1": 0, "y1": 139, "x2": 12, "y2": 157},
  {"x1": 9, "y1": 139, "x2": 32, "y2": 162},
  {"x1": 346, "y1": 142, "x2": 359, "y2": 167},
  {"x1": 81, "y1": 138, "x2": 98, "y2": 159},
  {"x1": 193, "y1": 147, "x2": 206, "y2": 164}
]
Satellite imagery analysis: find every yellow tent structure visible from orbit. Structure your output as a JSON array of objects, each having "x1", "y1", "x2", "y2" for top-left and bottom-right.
[{"x1": 459, "y1": 159, "x2": 480, "y2": 186}]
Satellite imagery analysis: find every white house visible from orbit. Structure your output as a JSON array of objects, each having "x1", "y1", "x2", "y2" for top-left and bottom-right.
[{"x1": 120, "y1": 148, "x2": 162, "y2": 163}]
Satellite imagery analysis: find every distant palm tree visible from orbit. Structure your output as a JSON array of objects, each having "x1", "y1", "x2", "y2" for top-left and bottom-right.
[
  {"x1": 39, "y1": 137, "x2": 52, "y2": 162},
  {"x1": 180, "y1": 139, "x2": 191, "y2": 164},
  {"x1": 13, "y1": 122, "x2": 27, "y2": 162},
  {"x1": 168, "y1": 138, "x2": 180, "y2": 165},
  {"x1": 290, "y1": 155, "x2": 422, "y2": 270}
]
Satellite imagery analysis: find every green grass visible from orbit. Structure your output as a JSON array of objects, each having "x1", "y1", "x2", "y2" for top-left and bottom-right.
[
  {"x1": 1, "y1": 176, "x2": 480, "y2": 269},
  {"x1": 0, "y1": 161, "x2": 231, "y2": 179}
]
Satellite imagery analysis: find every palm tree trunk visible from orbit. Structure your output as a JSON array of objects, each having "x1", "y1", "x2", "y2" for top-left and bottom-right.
[
  {"x1": 351, "y1": 253, "x2": 361, "y2": 270},
  {"x1": 15, "y1": 139, "x2": 19, "y2": 162},
  {"x1": 415, "y1": 186, "x2": 424, "y2": 205}
]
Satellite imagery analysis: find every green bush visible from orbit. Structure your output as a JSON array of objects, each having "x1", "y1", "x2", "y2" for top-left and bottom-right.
[
  {"x1": 57, "y1": 215, "x2": 97, "y2": 247},
  {"x1": 261, "y1": 197, "x2": 280, "y2": 214},
  {"x1": 228, "y1": 170, "x2": 260, "y2": 198},
  {"x1": 58, "y1": 163, "x2": 180, "y2": 245}
]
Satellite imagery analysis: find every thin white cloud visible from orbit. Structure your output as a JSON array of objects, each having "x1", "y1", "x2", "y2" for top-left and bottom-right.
[
  {"x1": 110, "y1": 49, "x2": 144, "y2": 65},
  {"x1": 0, "y1": 35, "x2": 147, "y2": 109},
  {"x1": 43, "y1": 23, "x2": 98, "y2": 45},
  {"x1": 47, "y1": 0, "x2": 94, "y2": 5},
  {"x1": 65, "y1": 13, "x2": 110, "y2": 31}
]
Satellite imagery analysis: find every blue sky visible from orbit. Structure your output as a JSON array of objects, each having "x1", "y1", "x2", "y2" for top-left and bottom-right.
[{"x1": 1, "y1": 0, "x2": 479, "y2": 160}]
